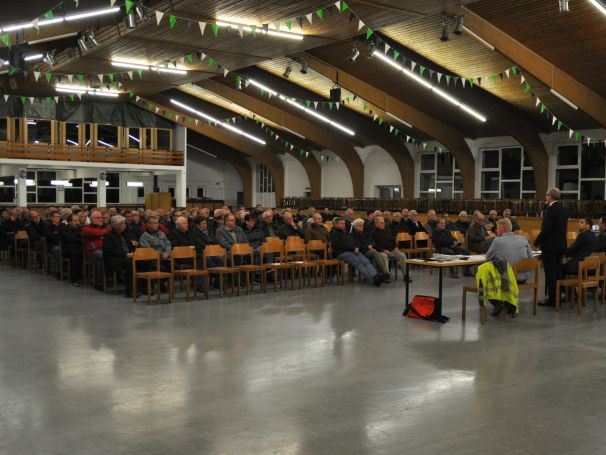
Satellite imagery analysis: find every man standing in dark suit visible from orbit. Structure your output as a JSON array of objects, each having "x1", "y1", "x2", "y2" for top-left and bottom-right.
[
  {"x1": 562, "y1": 218, "x2": 598, "y2": 275},
  {"x1": 534, "y1": 188, "x2": 569, "y2": 307}
]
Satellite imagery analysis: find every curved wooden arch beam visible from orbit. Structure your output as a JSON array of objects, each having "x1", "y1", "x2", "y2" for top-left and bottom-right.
[
  {"x1": 302, "y1": 54, "x2": 476, "y2": 197},
  {"x1": 454, "y1": 6, "x2": 606, "y2": 128},
  {"x1": 188, "y1": 136, "x2": 254, "y2": 207},
  {"x1": 137, "y1": 95, "x2": 285, "y2": 203},
  {"x1": 200, "y1": 79, "x2": 366, "y2": 198}
]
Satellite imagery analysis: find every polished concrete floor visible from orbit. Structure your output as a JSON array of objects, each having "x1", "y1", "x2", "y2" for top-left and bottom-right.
[{"x1": 2, "y1": 263, "x2": 606, "y2": 455}]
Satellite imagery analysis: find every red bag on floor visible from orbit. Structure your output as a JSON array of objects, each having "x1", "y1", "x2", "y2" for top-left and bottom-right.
[{"x1": 403, "y1": 295, "x2": 449, "y2": 323}]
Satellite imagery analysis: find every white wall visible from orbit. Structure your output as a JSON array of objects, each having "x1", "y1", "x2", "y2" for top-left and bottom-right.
[
  {"x1": 317, "y1": 150, "x2": 354, "y2": 197},
  {"x1": 279, "y1": 154, "x2": 310, "y2": 197},
  {"x1": 356, "y1": 145, "x2": 403, "y2": 197}
]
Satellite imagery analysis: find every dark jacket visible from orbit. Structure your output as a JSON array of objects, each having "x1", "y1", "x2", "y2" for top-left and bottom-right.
[
  {"x1": 370, "y1": 228, "x2": 396, "y2": 252},
  {"x1": 453, "y1": 220, "x2": 470, "y2": 234},
  {"x1": 44, "y1": 222, "x2": 63, "y2": 250},
  {"x1": 61, "y1": 224, "x2": 82, "y2": 249},
  {"x1": 193, "y1": 227, "x2": 215, "y2": 257},
  {"x1": 565, "y1": 230, "x2": 598, "y2": 268},
  {"x1": 389, "y1": 220, "x2": 409, "y2": 237},
  {"x1": 329, "y1": 228, "x2": 357, "y2": 257},
  {"x1": 467, "y1": 222, "x2": 489, "y2": 253},
  {"x1": 127, "y1": 222, "x2": 143, "y2": 240},
  {"x1": 27, "y1": 220, "x2": 46, "y2": 243},
  {"x1": 405, "y1": 218, "x2": 426, "y2": 235},
  {"x1": 305, "y1": 224, "x2": 329, "y2": 244},
  {"x1": 432, "y1": 228, "x2": 457, "y2": 252},
  {"x1": 534, "y1": 201, "x2": 568, "y2": 253},
  {"x1": 261, "y1": 221, "x2": 280, "y2": 238},
  {"x1": 351, "y1": 229, "x2": 374, "y2": 254},
  {"x1": 169, "y1": 228, "x2": 194, "y2": 248},
  {"x1": 242, "y1": 225, "x2": 264, "y2": 248},
  {"x1": 279, "y1": 223, "x2": 304, "y2": 240},
  {"x1": 102, "y1": 228, "x2": 135, "y2": 272},
  {"x1": 597, "y1": 231, "x2": 606, "y2": 253},
  {"x1": 507, "y1": 217, "x2": 521, "y2": 231}
]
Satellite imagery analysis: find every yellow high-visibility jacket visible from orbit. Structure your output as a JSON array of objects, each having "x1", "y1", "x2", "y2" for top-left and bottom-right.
[{"x1": 476, "y1": 261, "x2": 519, "y2": 313}]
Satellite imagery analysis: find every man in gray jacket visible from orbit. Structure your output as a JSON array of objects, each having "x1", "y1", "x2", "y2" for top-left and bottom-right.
[
  {"x1": 215, "y1": 213, "x2": 247, "y2": 258},
  {"x1": 485, "y1": 218, "x2": 533, "y2": 282}
]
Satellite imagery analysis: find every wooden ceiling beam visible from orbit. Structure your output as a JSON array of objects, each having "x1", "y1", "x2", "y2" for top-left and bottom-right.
[
  {"x1": 137, "y1": 95, "x2": 285, "y2": 203},
  {"x1": 201, "y1": 79, "x2": 366, "y2": 198},
  {"x1": 452, "y1": 5, "x2": 606, "y2": 128},
  {"x1": 302, "y1": 53, "x2": 476, "y2": 198}
]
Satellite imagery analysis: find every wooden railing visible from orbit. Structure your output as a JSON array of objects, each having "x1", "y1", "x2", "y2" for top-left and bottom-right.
[
  {"x1": 0, "y1": 142, "x2": 184, "y2": 166},
  {"x1": 280, "y1": 197, "x2": 606, "y2": 218}
]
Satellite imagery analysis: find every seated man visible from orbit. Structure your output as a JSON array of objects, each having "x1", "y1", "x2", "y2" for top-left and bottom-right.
[
  {"x1": 27, "y1": 210, "x2": 46, "y2": 254},
  {"x1": 485, "y1": 218, "x2": 533, "y2": 282},
  {"x1": 432, "y1": 218, "x2": 471, "y2": 256},
  {"x1": 502, "y1": 209, "x2": 521, "y2": 232},
  {"x1": 405, "y1": 210, "x2": 427, "y2": 235},
  {"x1": 305, "y1": 213, "x2": 330, "y2": 244},
  {"x1": 487, "y1": 210, "x2": 499, "y2": 233},
  {"x1": 562, "y1": 218, "x2": 598, "y2": 276},
  {"x1": 467, "y1": 211, "x2": 494, "y2": 253},
  {"x1": 370, "y1": 216, "x2": 408, "y2": 280},
  {"x1": 61, "y1": 214, "x2": 83, "y2": 286},
  {"x1": 278, "y1": 211, "x2": 304, "y2": 240},
  {"x1": 329, "y1": 217, "x2": 389, "y2": 286},
  {"x1": 102, "y1": 215, "x2": 135, "y2": 297},
  {"x1": 597, "y1": 216, "x2": 606, "y2": 253},
  {"x1": 215, "y1": 213, "x2": 247, "y2": 262},
  {"x1": 82, "y1": 210, "x2": 111, "y2": 290},
  {"x1": 388, "y1": 212, "x2": 410, "y2": 237},
  {"x1": 453, "y1": 211, "x2": 470, "y2": 235},
  {"x1": 351, "y1": 218, "x2": 389, "y2": 277},
  {"x1": 44, "y1": 211, "x2": 63, "y2": 275},
  {"x1": 139, "y1": 216, "x2": 172, "y2": 271},
  {"x1": 242, "y1": 213, "x2": 265, "y2": 257},
  {"x1": 424, "y1": 210, "x2": 438, "y2": 234},
  {"x1": 168, "y1": 216, "x2": 195, "y2": 269}
]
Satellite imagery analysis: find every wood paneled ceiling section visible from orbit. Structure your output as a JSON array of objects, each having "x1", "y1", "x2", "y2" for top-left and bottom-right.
[
  {"x1": 308, "y1": 41, "x2": 506, "y2": 139},
  {"x1": 257, "y1": 56, "x2": 430, "y2": 141},
  {"x1": 468, "y1": 0, "x2": 606, "y2": 99},
  {"x1": 376, "y1": 12, "x2": 600, "y2": 129}
]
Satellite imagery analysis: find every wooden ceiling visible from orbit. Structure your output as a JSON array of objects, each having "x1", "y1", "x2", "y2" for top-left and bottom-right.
[{"x1": 1, "y1": 0, "x2": 604, "y2": 146}]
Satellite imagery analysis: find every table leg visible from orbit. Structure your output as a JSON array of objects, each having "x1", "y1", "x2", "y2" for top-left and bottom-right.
[
  {"x1": 405, "y1": 262, "x2": 410, "y2": 304},
  {"x1": 437, "y1": 267, "x2": 443, "y2": 317}
]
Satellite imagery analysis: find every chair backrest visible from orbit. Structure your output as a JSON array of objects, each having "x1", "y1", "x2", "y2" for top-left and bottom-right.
[
  {"x1": 580, "y1": 256, "x2": 601, "y2": 281},
  {"x1": 285, "y1": 236, "x2": 307, "y2": 260},
  {"x1": 451, "y1": 230, "x2": 465, "y2": 244},
  {"x1": 204, "y1": 244, "x2": 227, "y2": 261},
  {"x1": 514, "y1": 257, "x2": 539, "y2": 283},
  {"x1": 14, "y1": 230, "x2": 28, "y2": 240},
  {"x1": 265, "y1": 236, "x2": 282, "y2": 246},
  {"x1": 230, "y1": 243, "x2": 254, "y2": 266},
  {"x1": 259, "y1": 241, "x2": 284, "y2": 263},
  {"x1": 396, "y1": 232, "x2": 413, "y2": 246},
  {"x1": 171, "y1": 246, "x2": 196, "y2": 271},
  {"x1": 133, "y1": 247, "x2": 160, "y2": 272},
  {"x1": 567, "y1": 231, "x2": 578, "y2": 240},
  {"x1": 414, "y1": 232, "x2": 431, "y2": 248},
  {"x1": 306, "y1": 239, "x2": 328, "y2": 260}
]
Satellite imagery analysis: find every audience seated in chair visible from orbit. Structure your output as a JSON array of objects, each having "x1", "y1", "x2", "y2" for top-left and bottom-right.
[
  {"x1": 562, "y1": 218, "x2": 598, "y2": 276},
  {"x1": 103, "y1": 215, "x2": 136, "y2": 298},
  {"x1": 82, "y1": 210, "x2": 111, "y2": 290},
  {"x1": 485, "y1": 218, "x2": 533, "y2": 283},
  {"x1": 61, "y1": 214, "x2": 83, "y2": 286}
]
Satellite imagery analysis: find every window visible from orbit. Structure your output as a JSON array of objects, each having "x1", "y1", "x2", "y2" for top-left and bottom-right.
[
  {"x1": 27, "y1": 119, "x2": 52, "y2": 144},
  {"x1": 65, "y1": 123, "x2": 79, "y2": 146},
  {"x1": 419, "y1": 151, "x2": 461, "y2": 199},
  {"x1": 197, "y1": 187, "x2": 205, "y2": 198},
  {"x1": 84, "y1": 178, "x2": 98, "y2": 204},
  {"x1": 0, "y1": 176, "x2": 15, "y2": 202},
  {"x1": 106, "y1": 172, "x2": 120, "y2": 203},
  {"x1": 128, "y1": 128, "x2": 141, "y2": 148},
  {"x1": 256, "y1": 163, "x2": 275, "y2": 193},
  {"x1": 21, "y1": 170, "x2": 57, "y2": 203},
  {"x1": 98, "y1": 124, "x2": 118, "y2": 147},
  {"x1": 186, "y1": 187, "x2": 190, "y2": 199},
  {"x1": 557, "y1": 142, "x2": 606, "y2": 199},
  {"x1": 65, "y1": 178, "x2": 83, "y2": 204},
  {"x1": 156, "y1": 129, "x2": 171, "y2": 150},
  {"x1": 0, "y1": 118, "x2": 7, "y2": 141},
  {"x1": 480, "y1": 146, "x2": 534, "y2": 199}
]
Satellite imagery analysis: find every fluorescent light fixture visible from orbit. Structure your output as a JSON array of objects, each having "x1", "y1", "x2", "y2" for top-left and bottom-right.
[
  {"x1": 127, "y1": 181, "x2": 144, "y2": 187},
  {"x1": 589, "y1": 0, "x2": 606, "y2": 16},
  {"x1": 188, "y1": 144, "x2": 218, "y2": 159},
  {"x1": 14, "y1": 179, "x2": 35, "y2": 186},
  {"x1": 67, "y1": 139, "x2": 78, "y2": 145},
  {"x1": 386, "y1": 111, "x2": 412, "y2": 128},
  {"x1": 27, "y1": 120, "x2": 37, "y2": 125},
  {"x1": 247, "y1": 78, "x2": 355, "y2": 136},
  {"x1": 65, "y1": 7, "x2": 120, "y2": 21},
  {"x1": 281, "y1": 126, "x2": 306, "y2": 139},
  {"x1": 90, "y1": 181, "x2": 109, "y2": 187},
  {"x1": 215, "y1": 21, "x2": 303, "y2": 40},
  {"x1": 462, "y1": 26, "x2": 495, "y2": 51},
  {"x1": 51, "y1": 180, "x2": 73, "y2": 187},
  {"x1": 28, "y1": 32, "x2": 78, "y2": 45},
  {"x1": 550, "y1": 89, "x2": 578, "y2": 110},
  {"x1": 56, "y1": 86, "x2": 120, "y2": 97},
  {"x1": 85, "y1": 140, "x2": 91, "y2": 146},
  {"x1": 2, "y1": 17, "x2": 63, "y2": 32},
  {"x1": 170, "y1": 98, "x2": 267, "y2": 145},
  {"x1": 24, "y1": 54, "x2": 43, "y2": 62},
  {"x1": 128, "y1": 134, "x2": 140, "y2": 143},
  {"x1": 98, "y1": 140, "x2": 114, "y2": 147},
  {"x1": 371, "y1": 49, "x2": 487, "y2": 122},
  {"x1": 111, "y1": 60, "x2": 188, "y2": 75},
  {"x1": 428, "y1": 188, "x2": 442, "y2": 193}
]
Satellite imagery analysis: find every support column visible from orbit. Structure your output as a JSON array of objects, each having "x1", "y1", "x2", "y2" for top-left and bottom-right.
[
  {"x1": 97, "y1": 171, "x2": 107, "y2": 208},
  {"x1": 17, "y1": 168, "x2": 27, "y2": 207},
  {"x1": 175, "y1": 170, "x2": 186, "y2": 208}
]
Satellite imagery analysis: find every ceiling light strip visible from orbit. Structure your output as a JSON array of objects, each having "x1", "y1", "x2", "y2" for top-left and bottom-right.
[
  {"x1": 170, "y1": 99, "x2": 266, "y2": 145},
  {"x1": 214, "y1": 21, "x2": 303, "y2": 41},
  {"x1": 372, "y1": 49, "x2": 487, "y2": 122},
  {"x1": 56, "y1": 86, "x2": 120, "y2": 97},
  {"x1": 247, "y1": 79, "x2": 356, "y2": 136},
  {"x1": 589, "y1": 0, "x2": 606, "y2": 17},
  {"x1": 112, "y1": 61, "x2": 187, "y2": 75},
  {"x1": 0, "y1": 7, "x2": 120, "y2": 32}
]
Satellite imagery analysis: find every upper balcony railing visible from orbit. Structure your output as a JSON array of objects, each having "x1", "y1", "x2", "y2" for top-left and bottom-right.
[{"x1": 0, "y1": 141, "x2": 184, "y2": 166}]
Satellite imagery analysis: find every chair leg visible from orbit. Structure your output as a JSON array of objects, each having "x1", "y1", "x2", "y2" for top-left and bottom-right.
[
  {"x1": 533, "y1": 287, "x2": 538, "y2": 315},
  {"x1": 556, "y1": 283, "x2": 561, "y2": 312},
  {"x1": 185, "y1": 276, "x2": 190, "y2": 301},
  {"x1": 147, "y1": 279, "x2": 152, "y2": 305},
  {"x1": 461, "y1": 289, "x2": 467, "y2": 321},
  {"x1": 593, "y1": 286, "x2": 598, "y2": 313},
  {"x1": 169, "y1": 277, "x2": 173, "y2": 303}
]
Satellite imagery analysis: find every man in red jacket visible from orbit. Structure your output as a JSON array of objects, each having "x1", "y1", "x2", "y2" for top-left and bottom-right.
[{"x1": 81, "y1": 210, "x2": 111, "y2": 290}]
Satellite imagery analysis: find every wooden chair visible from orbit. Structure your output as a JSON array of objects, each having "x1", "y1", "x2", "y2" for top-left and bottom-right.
[
  {"x1": 231, "y1": 243, "x2": 265, "y2": 294},
  {"x1": 132, "y1": 247, "x2": 173, "y2": 305},
  {"x1": 14, "y1": 231, "x2": 29, "y2": 267},
  {"x1": 284, "y1": 236, "x2": 320, "y2": 289},
  {"x1": 171, "y1": 246, "x2": 208, "y2": 301},
  {"x1": 306, "y1": 239, "x2": 344, "y2": 286},
  {"x1": 58, "y1": 241, "x2": 71, "y2": 282},
  {"x1": 514, "y1": 257, "x2": 540, "y2": 316},
  {"x1": 30, "y1": 237, "x2": 47, "y2": 273},
  {"x1": 103, "y1": 265, "x2": 119, "y2": 294},
  {"x1": 556, "y1": 256, "x2": 601, "y2": 314},
  {"x1": 413, "y1": 232, "x2": 433, "y2": 259},
  {"x1": 451, "y1": 230, "x2": 467, "y2": 249},
  {"x1": 593, "y1": 253, "x2": 606, "y2": 306},
  {"x1": 204, "y1": 245, "x2": 239, "y2": 297},
  {"x1": 259, "y1": 242, "x2": 295, "y2": 291},
  {"x1": 396, "y1": 232, "x2": 415, "y2": 259}
]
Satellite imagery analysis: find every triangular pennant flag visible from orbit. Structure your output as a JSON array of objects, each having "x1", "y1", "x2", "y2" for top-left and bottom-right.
[
  {"x1": 28, "y1": 97, "x2": 34, "y2": 104},
  {"x1": 285, "y1": 19, "x2": 292, "y2": 30},
  {"x1": 316, "y1": 9, "x2": 324, "y2": 20},
  {"x1": 186, "y1": 53, "x2": 193, "y2": 63},
  {"x1": 155, "y1": 11, "x2": 164, "y2": 26},
  {"x1": 0, "y1": 34, "x2": 10, "y2": 48},
  {"x1": 136, "y1": 96, "x2": 141, "y2": 102},
  {"x1": 536, "y1": 97, "x2": 541, "y2": 107},
  {"x1": 137, "y1": 69, "x2": 143, "y2": 79},
  {"x1": 44, "y1": 9, "x2": 53, "y2": 19},
  {"x1": 175, "y1": 115, "x2": 179, "y2": 121},
  {"x1": 552, "y1": 115, "x2": 557, "y2": 125},
  {"x1": 296, "y1": 17, "x2": 302, "y2": 29},
  {"x1": 569, "y1": 129, "x2": 574, "y2": 138},
  {"x1": 575, "y1": 132, "x2": 581, "y2": 141},
  {"x1": 34, "y1": 71, "x2": 41, "y2": 81},
  {"x1": 587, "y1": 137, "x2": 591, "y2": 146},
  {"x1": 358, "y1": 20, "x2": 364, "y2": 32},
  {"x1": 411, "y1": 62, "x2": 417, "y2": 71},
  {"x1": 477, "y1": 77, "x2": 482, "y2": 86},
  {"x1": 250, "y1": 24, "x2": 257, "y2": 37},
  {"x1": 520, "y1": 75, "x2": 526, "y2": 84},
  {"x1": 238, "y1": 26, "x2": 244, "y2": 38},
  {"x1": 108, "y1": 73, "x2": 114, "y2": 82},
  {"x1": 336, "y1": 102, "x2": 340, "y2": 110},
  {"x1": 67, "y1": 74, "x2": 74, "y2": 83},
  {"x1": 461, "y1": 78, "x2": 466, "y2": 88},
  {"x1": 524, "y1": 82, "x2": 531, "y2": 93},
  {"x1": 334, "y1": 1, "x2": 341, "y2": 10},
  {"x1": 378, "y1": 118, "x2": 384, "y2": 125},
  {"x1": 45, "y1": 72, "x2": 52, "y2": 83},
  {"x1": 46, "y1": 96, "x2": 52, "y2": 105},
  {"x1": 557, "y1": 120, "x2": 563, "y2": 131},
  {"x1": 110, "y1": 0, "x2": 117, "y2": 5},
  {"x1": 97, "y1": 74, "x2": 104, "y2": 82},
  {"x1": 54, "y1": 96, "x2": 59, "y2": 104},
  {"x1": 505, "y1": 69, "x2": 510, "y2": 78},
  {"x1": 393, "y1": 50, "x2": 400, "y2": 61},
  {"x1": 490, "y1": 74, "x2": 497, "y2": 84},
  {"x1": 384, "y1": 43, "x2": 391, "y2": 54},
  {"x1": 155, "y1": 107, "x2": 160, "y2": 113},
  {"x1": 199, "y1": 52, "x2": 206, "y2": 62},
  {"x1": 198, "y1": 21, "x2": 206, "y2": 35},
  {"x1": 305, "y1": 152, "x2": 309, "y2": 157},
  {"x1": 19, "y1": 96, "x2": 26, "y2": 104},
  {"x1": 208, "y1": 57, "x2": 215, "y2": 66},
  {"x1": 373, "y1": 113, "x2": 378, "y2": 121},
  {"x1": 341, "y1": 1, "x2": 349, "y2": 11},
  {"x1": 389, "y1": 126, "x2": 394, "y2": 133},
  {"x1": 128, "y1": 71, "x2": 133, "y2": 79},
  {"x1": 419, "y1": 65, "x2": 426, "y2": 76},
  {"x1": 194, "y1": 119, "x2": 199, "y2": 126},
  {"x1": 223, "y1": 68, "x2": 229, "y2": 77},
  {"x1": 406, "y1": 135, "x2": 410, "y2": 142},
  {"x1": 328, "y1": 102, "x2": 333, "y2": 110},
  {"x1": 429, "y1": 70, "x2": 435, "y2": 79},
  {"x1": 306, "y1": 100, "x2": 311, "y2": 108},
  {"x1": 125, "y1": 0, "x2": 134, "y2": 14},
  {"x1": 366, "y1": 28, "x2": 374, "y2": 40},
  {"x1": 169, "y1": 15, "x2": 176, "y2": 30},
  {"x1": 469, "y1": 78, "x2": 475, "y2": 88},
  {"x1": 540, "y1": 104, "x2": 546, "y2": 114},
  {"x1": 511, "y1": 65, "x2": 519, "y2": 75},
  {"x1": 313, "y1": 101, "x2": 318, "y2": 109},
  {"x1": 422, "y1": 143, "x2": 427, "y2": 150},
  {"x1": 306, "y1": 13, "x2": 313, "y2": 24},
  {"x1": 437, "y1": 73, "x2": 443, "y2": 83},
  {"x1": 32, "y1": 18, "x2": 39, "y2": 32}
]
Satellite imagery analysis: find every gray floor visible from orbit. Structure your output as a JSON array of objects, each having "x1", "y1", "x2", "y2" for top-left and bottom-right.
[{"x1": 2, "y1": 263, "x2": 606, "y2": 455}]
